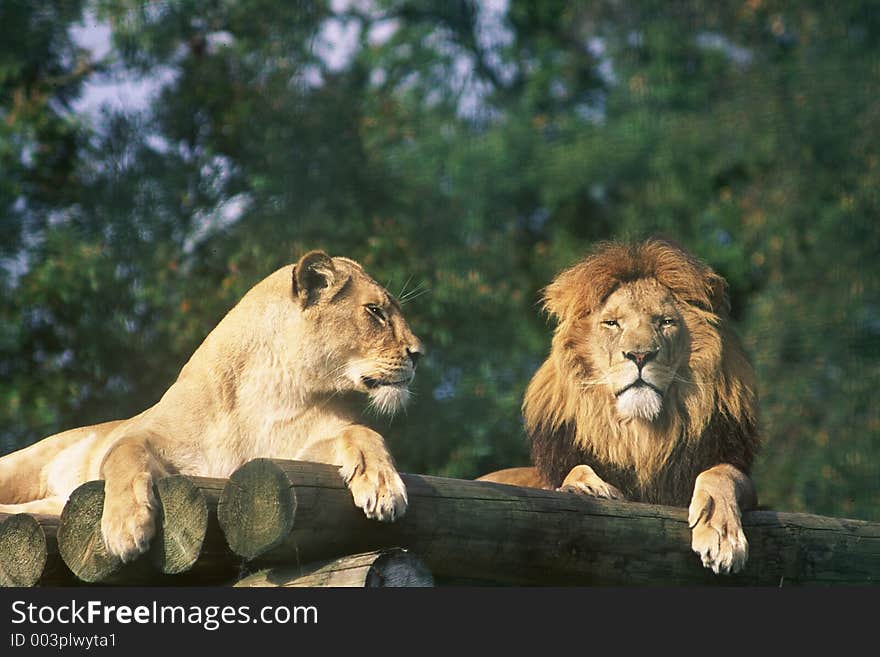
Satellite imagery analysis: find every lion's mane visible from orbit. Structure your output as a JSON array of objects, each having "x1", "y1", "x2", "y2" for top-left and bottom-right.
[{"x1": 524, "y1": 239, "x2": 760, "y2": 505}]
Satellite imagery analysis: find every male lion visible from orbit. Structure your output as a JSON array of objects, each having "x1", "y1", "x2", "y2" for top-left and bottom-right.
[
  {"x1": 0, "y1": 251, "x2": 422, "y2": 562},
  {"x1": 479, "y1": 239, "x2": 760, "y2": 574}
]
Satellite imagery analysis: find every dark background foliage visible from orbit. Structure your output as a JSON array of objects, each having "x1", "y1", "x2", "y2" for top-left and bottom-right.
[{"x1": 1, "y1": 0, "x2": 878, "y2": 520}]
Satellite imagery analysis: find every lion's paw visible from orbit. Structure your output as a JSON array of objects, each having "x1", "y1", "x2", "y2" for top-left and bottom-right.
[
  {"x1": 688, "y1": 489, "x2": 748, "y2": 575},
  {"x1": 558, "y1": 464, "x2": 624, "y2": 500},
  {"x1": 341, "y1": 461, "x2": 408, "y2": 522},
  {"x1": 100, "y1": 473, "x2": 157, "y2": 563}
]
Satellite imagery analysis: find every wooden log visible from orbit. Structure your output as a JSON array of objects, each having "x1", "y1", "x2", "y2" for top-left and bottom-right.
[
  {"x1": 233, "y1": 549, "x2": 434, "y2": 587},
  {"x1": 57, "y1": 476, "x2": 239, "y2": 584},
  {"x1": 0, "y1": 513, "x2": 47, "y2": 587},
  {"x1": 218, "y1": 459, "x2": 880, "y2": 586},
  {"x1": 0, "y1": 513, "x2": 76, "y2": 586}
]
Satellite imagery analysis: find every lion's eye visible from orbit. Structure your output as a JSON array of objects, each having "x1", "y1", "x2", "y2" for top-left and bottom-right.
[
  {"x1": 660, "y1": 318, "x2": 676, "y2": 327},
  {"x1": 366, "y1": 304, "x2": 386, "y2": 325},
  {"x1": 602, "y1": 319, "x2": 619, "y2": 328}
]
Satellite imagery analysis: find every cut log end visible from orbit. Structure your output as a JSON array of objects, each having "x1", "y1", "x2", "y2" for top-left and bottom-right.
[
  {"x1": 366, "y1": 549, "x2": 434, "y2": 587},
  {"x1": 151, "y1": 475, "x2": 209, "y2": 575},
  {"x1": 58, "y1": 480, "x2": 121, "y2": 583},
  {"x1": 58, "y1": 476, "x2": 210, "y2": 583},
  {"x1": 233, "y1": 548, "x2": 434, "y2": 588},
  {"x1": 0, "y1": 514, "x2": 48, "y2": 587},
  {"x1": 218, "y1": 458, "x2": 296, "y2": 560}
]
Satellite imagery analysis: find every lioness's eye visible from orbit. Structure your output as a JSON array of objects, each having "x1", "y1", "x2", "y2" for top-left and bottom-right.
[
  {"x1": 602, "y1": 319, "x2": 619, "y2": 328},
  {"x1": 660, "y1": 318, "x2": 676, "y2": 327},
  {"x1": 366, "y1": 304, "x2": 386, "y2": 324}
]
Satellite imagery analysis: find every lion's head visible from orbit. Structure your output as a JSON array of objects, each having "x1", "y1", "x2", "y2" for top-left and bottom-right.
[
  {"x1": 525, "y1": 239, "x2": 759, "y2": 504},
  {"x1": 579, "y1": 277, "x2": 689, "y2": 422}
]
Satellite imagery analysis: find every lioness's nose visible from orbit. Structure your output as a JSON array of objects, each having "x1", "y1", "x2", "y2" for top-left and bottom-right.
[
  {"x1": 407, "y1": 339, "x2": 423, "y2": 366},
  {"x1": 624, "y1": 350, "x2": 657, "y2": 368}
]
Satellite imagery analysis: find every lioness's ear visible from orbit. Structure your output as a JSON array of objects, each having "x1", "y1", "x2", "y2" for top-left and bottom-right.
[{"x1": 293, "y1": 250, "x2": 336, "y2": 307}]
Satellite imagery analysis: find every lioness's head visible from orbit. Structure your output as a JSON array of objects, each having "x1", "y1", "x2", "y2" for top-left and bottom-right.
[
  {"x1": 542, "y1": 239, "x2": 728, "y2": 423},
  {"x1": 291, "y1": 250, "x2": 423, "y2": 415}
]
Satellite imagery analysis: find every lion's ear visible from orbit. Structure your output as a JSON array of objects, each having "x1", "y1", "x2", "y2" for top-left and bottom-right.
[
  {"x1": 543, "y1": 257, "x2": 618, "y2": 324},
  {"x1": 705, "y1": 271, "x2": 731, "y2": 316},
  {"x1": 293, "y1": 250, "x2": 336, "y2": 307},
  {"x1": 542, "y1": 277, "x2": 571, "y2": 322},
  {"x1": 543, "y1": 266, "x2": 587, "y2": 323}
]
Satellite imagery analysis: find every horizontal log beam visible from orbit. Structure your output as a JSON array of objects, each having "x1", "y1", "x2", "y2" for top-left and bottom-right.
[
  {"x1": 218, "y1": 459, "x2": 880, "y2": 586},
  {"x1": 8, "y1": 460, "x2": 878, "y2": 586}
]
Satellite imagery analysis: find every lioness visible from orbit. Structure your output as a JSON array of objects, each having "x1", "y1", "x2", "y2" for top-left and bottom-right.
[
  {"x1": 0, "y1": 251, "x2": 422, "y2": 562},
  {"x1": 479, "y1": 239, "x2": 760, "y2": 574}
]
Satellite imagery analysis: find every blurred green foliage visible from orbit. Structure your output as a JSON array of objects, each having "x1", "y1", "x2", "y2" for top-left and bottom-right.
[{"x1": 1, "y1": 1, "x2": 878, "y2": 520}]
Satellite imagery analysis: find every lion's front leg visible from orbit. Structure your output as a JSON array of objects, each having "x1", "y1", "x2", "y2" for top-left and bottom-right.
[
  {"x1": 559, "y1": 464, "x2": 625, "y2": 500},
  {"x1": 688, "y1": 463, "x2": 756, "y2": 575},
  {"x1": 336, "y1": 425, "x2": 407, "y2": 522},
  {"x1": 99, "y1": 437, "x2": 173, "y2": 562}
]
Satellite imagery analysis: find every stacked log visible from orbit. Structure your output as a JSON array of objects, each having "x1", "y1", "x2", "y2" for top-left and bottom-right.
[
  {"x1": 216, "y1": 459, "x2": 880, "y2": 586},
  {"x1": 233, "y1": 549, "x2": 433, "y2": 587},
  {"x1": 2, "y1": 459, "x2": 878, "y2": 586},
  {"x1": 55, "y1": 475, "x2": 237, "y2": 585},
  {"x1": 0, "y1": 512, "x2": 74, "y2": 586}
]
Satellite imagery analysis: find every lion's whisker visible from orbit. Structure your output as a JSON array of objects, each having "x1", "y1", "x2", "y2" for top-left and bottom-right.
[
  {"x1": 669, "y1": 375, "x2": 711, "y2": 390},
  {"x1": 579, "y1": 377, "x2": 611, "y2": 387}
]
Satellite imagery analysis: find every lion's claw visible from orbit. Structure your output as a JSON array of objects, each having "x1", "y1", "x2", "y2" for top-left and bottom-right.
[
  {"x1": 688, "y1": 489, "x2": 748, "y2": 574},
  {"x1": 558, "y1": 481, "x2": 624, "y2": 500},
  {"x1": 559, "y1": 464, "x2": 625, "y2": 500}
]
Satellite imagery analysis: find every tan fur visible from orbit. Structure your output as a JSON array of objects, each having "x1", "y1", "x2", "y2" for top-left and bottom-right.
[
  {"x1": 0, "y1": 251, "x2": 423, "y2": 562},
  {"x1": 476, "y1": 467, "x2": 548, "y2": 489},
  {"x1": 479, "y1": 239, "x2": 760, "y2": 574}
]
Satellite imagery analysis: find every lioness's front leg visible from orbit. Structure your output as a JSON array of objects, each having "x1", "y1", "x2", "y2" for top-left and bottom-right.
[
  {"x1": 99, "y1": 436, "x2": 173, "y2": 562},
  {"x1": 559, "y1": 464, "x2": 625, "y2": 500},
  {"x1": 688, "y1": 463, "x2": 756, "y2": 575},
  {"x1": 336, "y1": 425, "x2": 407, "y2": 522}
]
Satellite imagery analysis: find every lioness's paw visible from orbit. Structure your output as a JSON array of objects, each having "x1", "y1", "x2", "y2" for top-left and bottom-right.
[
  {"x1": 100, "y1": 473, "x2": 157, "y2": 562},
  {"x1": 688, "y1": 489, "x2": 748, "y2": 575},
  {"x1": 558, "y1": 464, "x2": 624, "y2": 500},
  {"x1": 341, "y1": 461, "x2": 408, "y2": 522}
]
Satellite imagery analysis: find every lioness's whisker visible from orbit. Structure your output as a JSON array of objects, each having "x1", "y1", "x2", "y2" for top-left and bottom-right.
[
  {"x1": 400, "y1": 284, "x2": 430, "y2": 305},
  {"x1": 398, "y1": 275, "x2": 414, "y2": 299}
]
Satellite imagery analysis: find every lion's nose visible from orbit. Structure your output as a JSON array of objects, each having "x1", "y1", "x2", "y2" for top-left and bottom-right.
[
  {"x1": 407, "y1": 346, "x2": 422, "y2": 367},
  {"x1": 624, "y1": 350, "x2": 657, "y2": 368}
]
